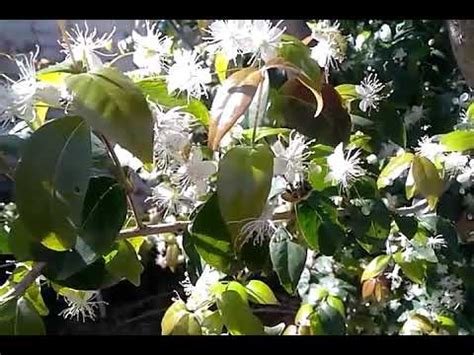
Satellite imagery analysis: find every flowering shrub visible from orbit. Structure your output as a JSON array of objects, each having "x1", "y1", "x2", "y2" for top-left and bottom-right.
[{"x1": 0, "y1": 19, "x2": 473, "y2": 335}]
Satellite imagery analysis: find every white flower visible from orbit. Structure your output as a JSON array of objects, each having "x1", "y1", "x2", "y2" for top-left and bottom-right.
[
  {"x1": 403, "y1": 105, "x2": 424, "y2": 128},
  {"x1": 385, "y1": 265, "x2": 403, "y2": 290},
  {"x1": 457, "y1": 159, "x2": 474, "y2": 187},
  {"x1": 147, "y1": 183, "x2": 195, "y2": 218},
  {"x1": 444, "y1": 152, "x2": 468, "y2": 175},
  {"x1": 1, "y1": 48, "x2": 41, "y2": 123},
  {"x1": 60, "y1": 22, "x2": 116, "y2": 71},
  {"x1": 205, "y1": 20, "x2": 250, "y2": 61},
  {"x1": 405, "y1": 283, "x2": 426, "y2": 301},
  {"x1": 415, "y1": 136, "x2": 445, "y2": 163},
  {"x1": 58, "y1": 290, "x2": 106, "y2": 322},
  {"x1": 172, "y1": 147, "x2": 217, "y2": 195},
  {"x1": 239, "y1": 203, "x2": 277, "y2": 246},
  {"x1": 240, "y1": 20, "x2": 285, "y2": 63},
  {"x1": 185, "y1": 265, "x2": 223, "y2": 311},
  {"x1": 388, "y1": 299, "x2": 401, "y2": 311},
  {"x1": 426, "y1": 235, "x2": 447, "y2": 250},
  {"x1": 308, "y1": 20, "x2": 341, "y2": 42},
  {"x1": 377, "y1": 24, "x2": 392, "y2": 42},
  {"x1": 401, "y1": 245, "x2": 416, "y2": 262},
  {"x1": 114, "y1": 144, "x2": 143, "y2": 171},
  {"x1": 393, "y1": 48, "x2": 407, "y2": 63},
  {"x1": 272, "y1": 131, "x2": 312, "y2": 184},
  {"x1": 166, "y1": 49, "x2": 212, "y2": 99},
  {"x1": 310, "y1": 37, "x2": 344, "y2": 72},
  {"x1": 356, "y1": 72, "x2": 388, "y2": 114},
  {"x1": 326, "y1": 143, "x2": 365, "y2": 190},
  {"x1": 132, "y1": 20, "x2": 173, "y2": 74}
]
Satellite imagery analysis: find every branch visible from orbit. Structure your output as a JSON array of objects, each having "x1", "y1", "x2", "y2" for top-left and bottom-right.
[
  {"x1": 118, "y1": 210, "x2": 294, "y2": 239},
  {"x1": 1, "y1": 262, "x2": 46, "y2": 301},
  {"x1": 100, "y1": 135, "x2": 145, "y2": 229}
]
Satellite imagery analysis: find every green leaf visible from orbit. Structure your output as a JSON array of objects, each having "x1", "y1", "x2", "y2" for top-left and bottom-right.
[
  {"x1": 24, "y1": 283, "x2": 49, "y2": 317},
  {"x1": 105, "y1": 240, "x2": 144, "y2": 286},
  {"x1": 217, "y1": 145, "x2": 273, "y2": 250},
  {"x1": 66, "y1": 66, "x2": 154, "y2": 164},
  {"x1": 393, "y1": 251, "x2": 427, "y2": 284},
  {"x1": 215, "y1": 51, "x2": 229, "y2": 83},
  {"x1": 136, "y1": 78, "x2": 209, "y2": 126},
  {"x1": 241, "y1": 127, "x2": 291, "y2": 142},
  {"x1": 173, "y1": 313, "x2": 202, "y2": 335},
  {"x1": 201, "y1": 310, "x2": 224, "y2": 335},
  {"x1": 14, "y1": 298, "x2": 45, "y2": 335},
  {"x1": 269, "y1": 227, "x2": 307, "y2": 295},
  {"x1": 440, "y1": 130, "x2": 474, "y2": 152},
  {"x1": 161, "y1": 300, "x2": 188, "y2": 335},
  {"x1": 412, "y1": 156, "x2": 444, "y2": 208},
  {"x1": 0, "y1": 135, "x2": 25, "y2": 176},
  {"x1": 467, "y1": 103, "x2": 474, "y2": 122},
  {"x1": 296, "y1": 192, "x2": 344, "y2": 255},
  {"x1": 317, "y1": 298, "x2": 346, "y2": 335},
  {"x1": 278, "y1": 34, "x2": 321, "y2": 84},
  {"x1": 377, "y1": 152, "x2": 414, "y2": 189},
  {"x1": 217, "y1": 290, "x2": 265, "y2": 335},
  {"x1": 245, "y1": 280, "x2": 279, "y2": 305},
  {"x1": 335, "y1": 84, "x2": 359, "y2": 107},
  {"x1": 191, "y1": 193, "x2": 235, "y2": 274},
  {"x1": 361, "y1": 255, "x2": 391, "y2": 281},
  {"x1": 15, "y1": 116, "x2": 91, "y2": 251}
]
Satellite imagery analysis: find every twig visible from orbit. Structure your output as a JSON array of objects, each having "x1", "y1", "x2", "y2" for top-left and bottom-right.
[
  {"x1": 100, "y1": 135, "x2": 145, "y2": 230},
  {"x1": 2, "y1": 262, "x2": 46, "y2": 300},
  {"x1": 118, "y1": 211, "x2": 293, "y2": 239}
]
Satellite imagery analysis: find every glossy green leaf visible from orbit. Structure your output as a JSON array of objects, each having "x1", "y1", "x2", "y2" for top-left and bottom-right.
[
  {"x1": 190, "y1": 193, "x2": 235, "y2": 273},
  {"x1": 440, "y1": 130, "x2": 474, "y2": 152},
  {"x1": 217, "y1": 145, "x2": 273, "y2": 250},
  {"x1": 105, "y1": 240, "x2": 144, "y2": 286},
  {"x1": 377, "y1": 152, "x2": 414, "y2": 189},
  {"x1": 217, "y1": 290, "x2": 265, "y2": 335},
  {"x1": 361, "y1": 255, "x2": 391, "y2": 281},
  {"x1": 241, "y1": 127, "x2": 291, "y2": 142},
  {"x1": 15, "y1": 116, "x2": 91, "y2": 250},
  {"x1": 24, "y1": 283, "x2": 49, "y2": 317},
  {"x1": 173, "y1": 313, "x2": 202, "y2": 335},
  {"x1": 136, "y1": 78, "x2": 210, "y2": 126},
  {"x1": 215, "y1": 51, "x2": 229, "y2": 83},
  {"x1": 317, "y1": 299, "x2": 346, "y2": 335},
  {"x1": 245, "y1": 280, "x2": 279, "y2": 305},
  {"x1": 161, "y1": 300, "x2": 188, "y2": 335},
  {"x1": 467, "y1": 103, "x2": 474, "y2": 122},
  {"x1": 201, "y1": 310, "x2": 224, "y2": 335},
  {"x1": 412, "y1": 156, "x2": 444, "y2": 208},
  {"x1": 14, "y1": 297, "x2": 45, "y2": 335},
  {"x1": 335, "y1": 84, "x2": 359, "y2": 108},
  {"x1": 393, "y1": 251, "x2": 426, "y2": 284},
  {"x1": 296, "y1": 192, "x2": 344, "y2": 255},
  {"x1": 269, "y1": 228, "x2": 307, "y2": 295},
  {"x1": 66, "y1": 66, "x2": 154, "y2": 163}
]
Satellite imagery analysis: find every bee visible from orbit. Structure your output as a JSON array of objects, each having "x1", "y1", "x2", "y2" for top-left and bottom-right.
[{"x1": 281, "y1": 181, "x2": 312, "y2": 203}]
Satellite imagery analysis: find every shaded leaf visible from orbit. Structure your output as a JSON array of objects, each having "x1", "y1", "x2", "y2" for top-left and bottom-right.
[
  {"x1": 245, "y1": 280, "x2": 279, "y2": 305},
  {"x1": 440, "y1": 130, "x2": 474, "y2": 152},
  {"x1": 377, "y1": 152, "x2": 414, "y2": 189},
  {"x1": 361, "y1": 255, "x2": 391, "y2": 281}
]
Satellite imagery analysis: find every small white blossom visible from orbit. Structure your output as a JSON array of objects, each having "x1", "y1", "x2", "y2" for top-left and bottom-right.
[
  {"x1": 403, "y1": 105, "x2": 424, "y2": 128},
  {"x1": 326, "y1": 143, "x2": 365, "y2": 190},
  {"x1": 444, "y1": 152, "x2": 468, "y2": 175},
  {"x1": 59, "y1": 290, "x2": 106, "y2": 323},
  {"x1": 426, "y1": 235, "x2": 447, "y2": 250},
  {"x1": 172, "y1": 147, "x2": 217, "y2": 196},
  {"x1": 416, "y1": 136, "x2": 445, "y2": 163},
  {"x1": 132, "y1": 20, "x2": 173, "y2": 74},
  {"x1": 310, "y1": 37, "x2": 345, "y2": 72},
  {"x1": 356, "y1": 72, "x2": 388, "y2": 114},
  {"x1": 147, "y1": 183, "x2": 196, "y2": 218},
  {"x1": 385, "y1": 265, "x2": 403, "y2": 290},
  {"x1": 60, "y1": 22, "x2": 116, "y2": 71},
  {"x1": 457, "y1": 159, "x2": 474, "y2": 187},
  {"x1": 239, "y1": 203, "x2": 277, "y2": 246},
  {"x1": 241, "y1": 20, "x2": 285, "y2": 63},
  {"x1": 272, "y1": 131, "x2": 312, "y2": 184},
  {"x1": 205, "y1": 20, "x2": 250, "y2": 60},
  {"x1": 166, "y1": 49, "x2": 212, "y2": 99},
  {"x1": 377, "y1": 24, "x2": 392, "y2": 42},
  {"x1": 184, "y1": 265, "x2": 223, "y2": 311}
]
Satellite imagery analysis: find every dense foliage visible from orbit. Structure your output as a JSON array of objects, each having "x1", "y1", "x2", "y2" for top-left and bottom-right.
[{"x1": 0, "y1": 19, "x2": 474, "y2": 335}]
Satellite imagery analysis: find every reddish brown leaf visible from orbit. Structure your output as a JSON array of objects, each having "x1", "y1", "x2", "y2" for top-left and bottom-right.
[{"x1": 208, "y1": 68, "x2": 263, "y2": 150}]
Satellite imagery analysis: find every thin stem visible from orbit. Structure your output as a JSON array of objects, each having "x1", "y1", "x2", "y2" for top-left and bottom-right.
[
  {"x1": 118, "y1": 211, "x2": 293, "y2": 239},
  {"x1": 108, "y1": 52, "x2": 134, "y2": 67},
  {"x1": 1, "y1": 262, "x2": 46, "y2": 301},
  {"x1": 57, "y1": 20, "x2": 78, "y2": 69},
  {"x1": 251, "y1": 79, "x2": 266, "y2": 147},
  {"x1": 100, "y1": 135, "x2": 145, "y2": 230}
]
